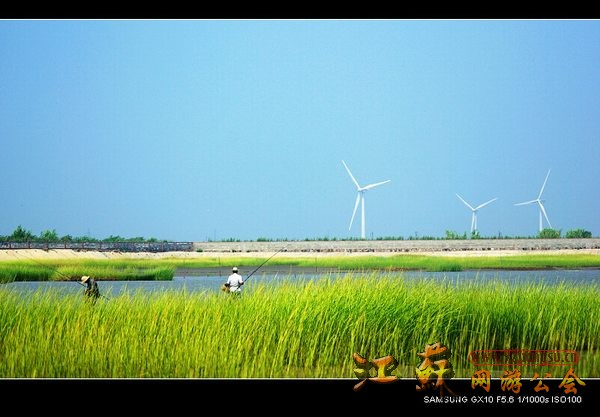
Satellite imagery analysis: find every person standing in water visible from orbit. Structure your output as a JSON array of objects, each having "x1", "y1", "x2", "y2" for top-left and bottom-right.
[
  {"x1": 81, "y1": 275, "x2": 101, "y2": 302},
  {"x1": 225, "y1": 266, "x2": 244, "y2": 294}
]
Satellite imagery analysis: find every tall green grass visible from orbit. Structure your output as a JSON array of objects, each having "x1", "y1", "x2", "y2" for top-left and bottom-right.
[
  {"x1": 154, "y1": 253, "x2": 600, "y2": 271},
  {"x1": 1, "y1": 272, "x2": 598, "y2": 379},
  {"x1": 0, "y1": 260, "x2": 174, "y2": 283},
  {"x1": 2, "y1": 253, "x2": 599, "y2": 283}
]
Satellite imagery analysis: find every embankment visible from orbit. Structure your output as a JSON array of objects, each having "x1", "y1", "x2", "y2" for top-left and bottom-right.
[{"x1": 0, "y1": 238, "x2": 599, "y2": 260}]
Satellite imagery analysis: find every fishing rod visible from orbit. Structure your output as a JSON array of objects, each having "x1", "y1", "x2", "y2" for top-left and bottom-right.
[{"x1": 242, "y1": 247, "x2": 286, "y2": 283}]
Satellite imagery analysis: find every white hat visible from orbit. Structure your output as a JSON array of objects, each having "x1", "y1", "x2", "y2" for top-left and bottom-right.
[
  {"x1": 81, "y1": 276, "x2": 90, "y2": 283},
  {"x1": 232, "y1": 267, "x2": 238, "y2": 272}
]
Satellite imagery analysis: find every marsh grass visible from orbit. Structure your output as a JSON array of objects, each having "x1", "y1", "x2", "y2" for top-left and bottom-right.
[
  {"x1": 2, "y1": 253, "x2": 599, "y2": 283},
  {"x1": 1, "y1": 272, "x2": 598, "y2": 379},
  {"x1": 158, "y1": 253, "x2": 600, "y2": 271},
  {"x1": 0, "y1": 260, "x2": 174, "y2": 283}
]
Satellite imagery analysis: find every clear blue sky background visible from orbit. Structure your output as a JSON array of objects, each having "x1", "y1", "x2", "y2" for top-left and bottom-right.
[{"x1": 1, "y1": 19, "x2": 599, "y2": 242}]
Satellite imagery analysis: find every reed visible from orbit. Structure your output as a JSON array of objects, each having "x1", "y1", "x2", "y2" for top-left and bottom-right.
[
  {"x1": 2, "y1": 253, "x2": 599, "y2": 283},
  {"x1": 1, "y1": 272, "x2": 598, "y2": 379},
  {"x1": 156, "y1": 253, "x2": 600, "y2": 271},
  {"x1": 0, "y1": 260, "x2": 174, "y2": 283}
]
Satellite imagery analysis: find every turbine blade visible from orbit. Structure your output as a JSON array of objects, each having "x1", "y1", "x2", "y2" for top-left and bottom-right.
[
  {"x1": 538, "y1": 201, "x2": 552, "y2": 228},
  {"x1": 456, "y1": 194, "x2": 474, "y2": 211},
  {"x1": 342, "y1": 160, "x2": 361, "y2": 190},
  {"x1": 349, "y1": 192, "x2": 361, "y2": 230},
  {"x1": 362, "y1": 179, "x2": 391, "y2": 191},
  {"x1": 538, "y1": 169, "x2": 551, "y2": 199},
  {"x1": 514, "y1": 199, "x2": 537, "y2": 206},
  {"x1": 475, "y1": 197, "x2": 498, "y2": 210}
]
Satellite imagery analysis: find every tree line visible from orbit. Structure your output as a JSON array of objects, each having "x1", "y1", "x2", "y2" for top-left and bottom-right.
[
  {"x1": 1, "y1": 225, "x2": 593, "y2": 244},
  {"x1": 442, "y1": 228, "x2": 593, "y2": 240},
  {"x1": 0, "y1": 225, "x2": 166, "y2": 243}
]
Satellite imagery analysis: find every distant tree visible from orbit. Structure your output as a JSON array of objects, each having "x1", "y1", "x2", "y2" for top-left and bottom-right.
[
  {"x1": 376, "y1": 236, "x2": 405, "y2": 241},
  {"x1": 445, "y1": 230, "x2": 466, "y2": 240},
  {"x1": 2, "y1": 227, "x2": 174, "y2": 244},
  {"x1": 538, "y1": 228, "x2": 561, "y2": 239},
  {"x1": 470, "y1": 230, "x2": 481, "y2": 240},
  {"x1": 39, "y1": 229, "x2": 59, "y2": 242},
  {"x1": 10, "y1": 225, "x2": 36, "y2": 242},
  {"x1": 565, "y1": 229, "x2": 592, "y2": 238}
]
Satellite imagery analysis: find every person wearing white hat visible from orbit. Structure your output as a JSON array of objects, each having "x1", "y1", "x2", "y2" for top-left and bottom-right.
[
  {"x1": 81, "y1": 275, "x2": 101, "y2": 302},
  {"x1": 224, "y1": 266, "x2": 244, "y2": 294}
]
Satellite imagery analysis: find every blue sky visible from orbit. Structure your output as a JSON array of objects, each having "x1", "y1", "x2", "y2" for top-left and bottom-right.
[{"x1": 1, "y1": 19, "x2": 599, "y2": 241}]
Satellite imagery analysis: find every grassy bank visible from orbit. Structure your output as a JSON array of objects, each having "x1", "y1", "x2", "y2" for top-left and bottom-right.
[
  {"x1": 1, "y1": 273, "x2": 598, "y2": 378},
  {"x1": 1, "y1": 253, "x2": 599, "y2": 283},
  {"x1": 0, "y1": 259, "x2": 174, "y2": 283},
  {"x1": 162, "y1": 254, "x2": 600, "y2": 271},
  {"x1": 157, "y1": 253, "x2": 600, "y2": 271}
]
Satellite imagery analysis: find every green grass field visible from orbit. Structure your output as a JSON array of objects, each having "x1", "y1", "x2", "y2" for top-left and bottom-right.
[
  {"x1": 1, "y1": 272, "x2": 598, "y2": 379},
  {"x1": 0, "y1": 259, "x2": 175, "y2": 283}
]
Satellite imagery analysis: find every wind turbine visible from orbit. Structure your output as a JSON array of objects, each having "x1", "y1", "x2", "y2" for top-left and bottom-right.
[
  {"x1": 342, "y1": 160, "x2": 391, "y2": 239},
  {"x1": 514, "y1": 169, "x2": 552, "y2": 232},
  {"x1": 456, "y1": 194, "x2": 498, "y2": 234}
]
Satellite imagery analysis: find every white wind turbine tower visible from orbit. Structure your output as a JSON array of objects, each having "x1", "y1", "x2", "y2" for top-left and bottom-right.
[
  {"x1": 456, "y1": 194, "x2": 498, "y2": 235},
  {"x1": 514, "y1": 169, "x2": 552, "y2": 232},
  {"x1": 342, "y1": 160, "x2": 391, "y2": 239}
]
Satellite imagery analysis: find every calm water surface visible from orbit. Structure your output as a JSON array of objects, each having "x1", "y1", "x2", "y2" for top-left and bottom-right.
[{"x1": 2, "y1": 269, "x2": 599, "y2": 298}]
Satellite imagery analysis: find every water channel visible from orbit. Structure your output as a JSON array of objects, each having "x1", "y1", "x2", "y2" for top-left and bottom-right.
[{"x1": 2, "y1": 268, "x2": 599, "y2": 298}]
